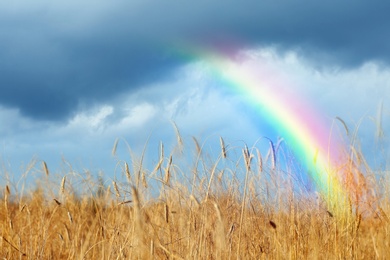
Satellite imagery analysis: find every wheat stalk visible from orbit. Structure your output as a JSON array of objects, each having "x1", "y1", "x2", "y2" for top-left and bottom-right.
[
  {"x1": 125, "y1": 162, "x2": 132, "y2": 183},
  {"x1": 142, "y1": 171, "x2": 148, "y2": 188},
  {"x1": 257, "y1": 149, "x2": 263, "y2": 173},
  {"x1": 113, "y1": 181, "x2": 120, "y2": 197},
  {"x1": 214, "y1": 202, "x2": 226, "y2": 257},
  {"x1": 164, "y1": 155, "x2": 173, "y2": 184},
  {"x1": 4, "y1": 185, "x2": 10, "y2": 211},
  {"x1": 60, "y1": 176, "x2": 66, "y2": 195},
  {"x1": 131, "y1": 186, "x2": 149, "y2": 258}
]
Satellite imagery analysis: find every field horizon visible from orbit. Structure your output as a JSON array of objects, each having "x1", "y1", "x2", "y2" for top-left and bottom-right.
[{"x1": 1, "y1": 130, "x2": 389, "y2": 259}]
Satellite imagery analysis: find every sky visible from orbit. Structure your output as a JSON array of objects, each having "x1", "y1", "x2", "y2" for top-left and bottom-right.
[{"x1": 1, "y1": 1, "x2": 390, "y2": 186}]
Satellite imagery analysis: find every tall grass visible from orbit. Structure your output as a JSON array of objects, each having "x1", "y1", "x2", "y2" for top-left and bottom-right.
[{"x1": 0, "y1": 133, "x2": 389, "y2": 259}]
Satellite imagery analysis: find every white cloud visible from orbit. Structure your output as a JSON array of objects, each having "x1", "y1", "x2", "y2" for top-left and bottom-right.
[
  {"x1": 68, "y1": 105, "x2": 113, "y2": 131},
  {"x1": 115, "y1": 103, "x2": 157, "y2": 132},
  {"x1": 241, "y1": 47, "x2": 390, "y2": 122},
  {"x1": 2, "y1": 46, "x2": 390, "y2": 184}
]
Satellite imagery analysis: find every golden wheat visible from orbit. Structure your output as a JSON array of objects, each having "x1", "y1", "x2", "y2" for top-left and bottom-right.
[{"x1": 0, "y1": 136, "x2": 389, "y2": 259}]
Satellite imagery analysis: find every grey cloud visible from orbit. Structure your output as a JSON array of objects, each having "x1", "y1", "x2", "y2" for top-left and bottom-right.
[{"x1": 0, "y1": 0, "x2": 389, "y2": 121}]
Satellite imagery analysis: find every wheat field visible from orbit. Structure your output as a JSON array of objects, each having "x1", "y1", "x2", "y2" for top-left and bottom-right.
[{"x1": 1, "y1": 135, "x2": 389, "y2": 259}]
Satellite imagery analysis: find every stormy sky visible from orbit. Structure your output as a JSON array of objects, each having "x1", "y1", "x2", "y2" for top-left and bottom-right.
[{"x1": 1, "y1": 1, "x2": 390, "y2": 184}]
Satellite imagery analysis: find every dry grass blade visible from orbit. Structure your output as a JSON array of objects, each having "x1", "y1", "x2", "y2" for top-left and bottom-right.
[
  {"x1": 190, "y1": 195, "x2": 200, "y2": 207},
  {"x1": 244, "y1": 144, "x2": 250, "y2": 160},
  {"x1": 67, "y1": 211, "x2": 73, "y2": 224},
  {"x1": 192, "y1": 136, "x2": 201, "y2": 155},
  {"x1": 164, "y1": 168, "x2": 170, "y2": 185},
  {"x1": 20, "y1": 204, "x2": 26, "y2": 212},
  {"x1": 214, "y1": 202, "x2": 226, "y2": 255},
  {"x1": 355, "y1": 214, "x2": 362, "y2": 233},
  {"x1": 42, "y1": 161, "x2": 49, "y2": 176},
  {"x1": 2, "y1": 236, "x2": 26, "y2": 256},
  {"x1": 83, "y1": 241, "x2": 106, "y2": 259},
  {"x1": 153, "y1": 158, "x2": 164, "y2": 173},
  {"x1": 171, "y1": 121, "x2": 183, "y2": 152},
  {"x1": 159, "y1": 244, "x2": 184, "y2": 260},
  {"x1": 150, "y1": 239, "x2": 154, "y2": 257},
  {"x1": 336, "y1": 116, "x2": 349, "y2": 136},
  {"x1": 5, "y1": 184, "x2": 10, "y2": 195},
  {"x1": 160, "y1": 141, "x2": 164, "y2": 160},
  {"x1": 5, "y1": 185, "x2": 10, "y2": 205},
  {"x1": 269, "y1": 220, "x2": 277, "y2": 229},
  {"x1": 220, "y1": 137, "x2": 227, "y2": 158},
  {"x1": 378, "y1": 207, "x2": 389, "y2": 222},
  {"x1": 4, "y1": 186, "x2": 9, "y2": 216},
  {"x1": 53, "y1": 198, "x2": 62, "y2": 206},
  {"x1": 269, "y1": 140, "x2": 276, "y2": 170},
  {"x1": 112, "y1": 138, "x2": 119, "y2": 156},
  {"x1": 275, "y1": 138, "x2": 284, "y2": 154},
  {"x1": 118, "y1": 200, "x2": 132, "y2": 205},
  {"x1": 164, "y1": 203, "x2": 169, "y2": 223},
  {"x1": 205, "y1": 160, "x2": 220, "y2": 201},
  {"x1": 350, "y1": 146, "x2": 362, "y2": 165}
]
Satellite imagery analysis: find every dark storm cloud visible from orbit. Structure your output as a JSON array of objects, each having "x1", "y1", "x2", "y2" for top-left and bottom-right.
[{"x1": 1, "y1": 0, "x2": 389, "y2": 121}]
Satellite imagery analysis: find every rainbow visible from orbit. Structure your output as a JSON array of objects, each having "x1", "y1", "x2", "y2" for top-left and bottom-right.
[{"x1": 182, "y1": 47, "x2": 352, "y2": 214}]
